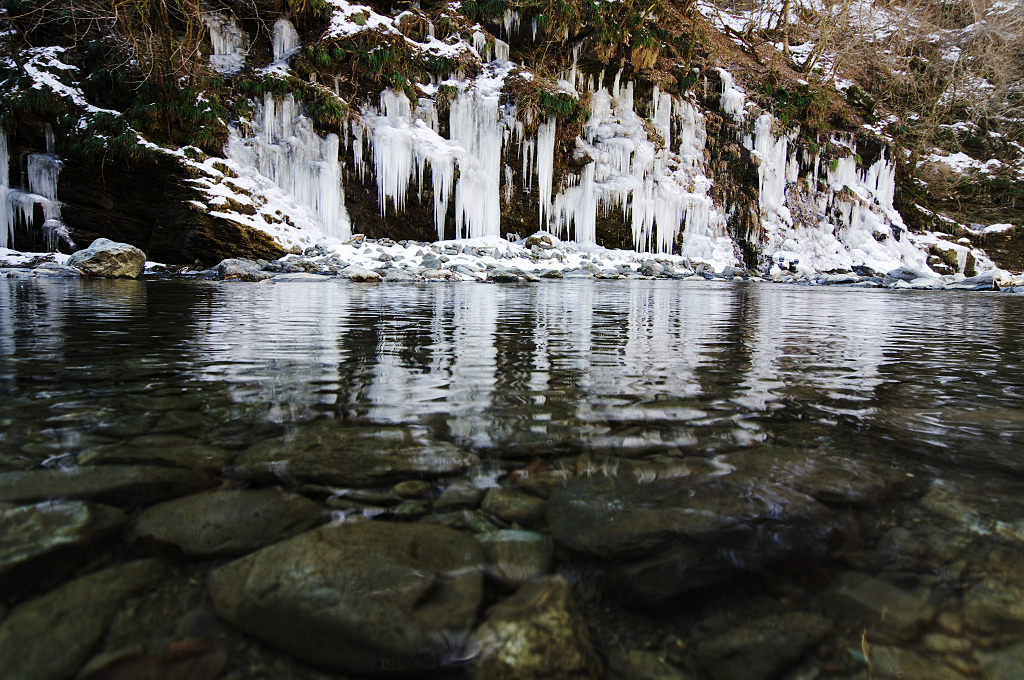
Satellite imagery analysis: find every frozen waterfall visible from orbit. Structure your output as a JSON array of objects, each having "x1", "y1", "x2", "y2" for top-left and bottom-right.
[
  {"x1": 273, "y1": 19, "x2": 301, "y2": 64},
  {"x1": 0, "y1": 127, "x2": 70, "y2": 251},
  {"x1": 226, "y1": 93, "x2": 350, "y2": 239}
]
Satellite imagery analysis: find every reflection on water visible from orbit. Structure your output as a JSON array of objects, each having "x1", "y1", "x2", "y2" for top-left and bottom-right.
[
  {"x1": 3, "y1": 278, "x2": 1024, "y2": 470},
  {"x1": 4, "y1": 278, "x2": 1024, "y2": 678}
]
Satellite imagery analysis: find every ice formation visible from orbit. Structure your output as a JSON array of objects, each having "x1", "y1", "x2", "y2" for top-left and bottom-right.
[
  {"x1": 226, "y1": 93, "x2": 350, "y2": 239},
  {"x1": 273, "y1": 19, "x2": 301, "y2": 64},
  {"x1": 204, "y1": 12, "x2": 248, "y2": 75},
  {"x1": 0, "y1": 127, "x2": 69, "y2": 250},
  {"x1": 357, "y1": 67, "x2": 518, "y2": 240}
]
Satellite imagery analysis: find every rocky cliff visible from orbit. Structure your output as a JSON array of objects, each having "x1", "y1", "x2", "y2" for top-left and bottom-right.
[{"x1": 1, "y1": 0, "x2": 1021, "y2": 272}]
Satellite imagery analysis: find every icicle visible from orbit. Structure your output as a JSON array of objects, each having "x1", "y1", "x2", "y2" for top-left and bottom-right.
[
  {"x1": 503, "y1": 164, "x2": 514, "y2": 204},
  {"x1": 494, "y1": 39, "x2": 510, "y2": 64},
  {"x1": 204, "y1": 12, "x2": 247, "y2": 75},
  {"x1": 536, "y1": 117, "x2": 556, "y2": 228},
  {"x1": 0, "y1": 130, "x2": 11, "y2": 249},
  {"x1": 531, "y1": 17, "x2": 538, "y2": 41},
  {"x1": 273, "y1": 19, "x2": 300, "y2": 64},
  {"x1": 451, "y1": 89, "x2": 504, "y2": 238},
  {"x1": 226, "y1": 93, "x2": 350, "y2": 239}
]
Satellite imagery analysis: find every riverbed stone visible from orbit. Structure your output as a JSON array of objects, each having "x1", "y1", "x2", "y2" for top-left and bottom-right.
[
  {"x1": 80, "y1": 435, "x2": 229, "y2": 468},
  {"x1": 435, "y1": 480, "x2": 485, "y2": 509},
  {"x1": 482, "y1": 488, "x2": 548, "y2": 528},
  {"x1": 67, "y1": 239, "x2": 146, "y2": 279},
  {"x1": 0, "y1": 559, "x2": 169, "y2": 680},
  {"x1": 869, "y1": 646, "x2": 966, "y2": 680},
  {"x1": 471, "y1": 575, "x2": 602, "y2": 680},
  {"x1": 32, "y1": 261, "x2": 83, "y2": 278},
  {"x1": 975, "y1": 642, "x2": 1024, "y2": 680},
  {"x1": 208, "y1": 521, "x2": 484, "y2": 673},
  {"x1": 215, "y1": 258, "x2": 272, "y2": 281},
  {"x1": 0, "y1": 466, "x2": 212, "y2": 506},
  {"x1": 962, "y1": 579, "x2": 1024, "y2": 635},
  {"x1": 477, "y1": 530, "x2": 554, "y2": 588},
  {"x1": 271, "y1": 272, "x2": 333, "y2": 282},
  {"x1": 127, "y1": 488, "x2": 324, "y2": 556},
  {"x1": 235, "y1": 423, "x2": 478, "y2": 487},
  {"x1": 546, "y1": 469, "x2": 837, "y2": 599},
  {"x1": 340, "y1": 265, "x2": 381, "y2": 281},
  {"x1": 607, "y1": 650, "x2": 694, "y2": 680},
  {"x1": 820, "y1": 571, "x2": 936, "y2": 641},
  {"x1": 0, "y1": 501, "x2": 127, "y2": 590},
  {"x1": 695, "y1": 612, "x2": 833, "y2": 680}
]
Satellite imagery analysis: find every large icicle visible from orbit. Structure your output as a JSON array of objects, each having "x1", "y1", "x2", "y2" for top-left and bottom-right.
[
  {"x1": 0, "y1": 126, "x2": 70, "y2": 251},
  {"x1": 226, "y1": 93, "x2": 350, "y2": 239},
  {"x1": 0, "y1": 130, "x2": 11, "y2": 249},
  {"x1": 273, "y1": 19, "x2": 300, "y2": 63},
  {"x1": 451, "y1": 88, "x2": 505, "y2": 238},
  {"x1": 204, "y1": 12, "x2": 248, "y2": 75}
]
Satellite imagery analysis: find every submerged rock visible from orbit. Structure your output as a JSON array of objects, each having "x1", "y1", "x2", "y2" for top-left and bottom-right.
[
  {"x1": 0, "y1": 466, "x2": 212, "y2": 506},
  {"x1": 471, "y1": 575, "x2": 602, "y2": 680},
  {"x1": 0, "y1": 559, "x2": 169, "y2": 680},
  {"x1": 869, "y1": 645, "x2": 966, "y2": 680},
  {"x1": 481, "y1": 488, "x2": 548, "y2": 528},
  {"x1": 235, "y1": 423, "x2": 478, "y2": 486},
  {"x1": 477, "y1": 530, "x2": 554, "y2": 588},
  {"x1": 546, "y1": 464, "x2": 837, "y2": 599},
  {"x1": 0, "y1": 501, "x2": 127, "y2": 591},
  {"x1": 208, "y1": 522, "x2": 484, "y2": 673},
  {"x1": 126, "y1": 488, "x2": 324, "y2": 557},
  {"x1": 79, "y1": 435, "x2": 229, "y2": 469},
  {"x1": 548, "y1": 462, "x2": 835, "y2": 602},
  {"x1": 67, "y1": 239, "x2": 146, "y2": 279},
  {"x1": 607, "y1": 650, "x2": 693, "y2": 680},
  {"x1": 695, "y1": 612, "x2": 833, "y2": 680},
  {"x1": 820, "y1": 571, "x2": 936, "y2": 641}
]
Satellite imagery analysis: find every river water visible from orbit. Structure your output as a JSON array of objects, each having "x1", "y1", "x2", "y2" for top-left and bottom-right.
[{"x1": 2, "y1": 278, "x2": 1024, "y2": 679}]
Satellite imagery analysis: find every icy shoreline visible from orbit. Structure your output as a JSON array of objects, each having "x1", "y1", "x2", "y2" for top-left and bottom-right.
[{"x1": 3, "y1": 235, "x2": 1023, "y2": 291}]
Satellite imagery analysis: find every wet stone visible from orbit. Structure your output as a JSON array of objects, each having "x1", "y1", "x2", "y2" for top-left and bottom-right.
[
  {"x1": 477, "y1": 529, "x2": 554, "y2": 588},
  {"x1": 80, "y1": 435, "x2": 229, "y2": 469},
  {"x1": 695, "y1": 612, "x2": 833, "y2": 680},
  {"x1": 148, "y1": 411, "x2": 211, "y2": 435},
  {"x1": 607, "y1": 649, "x2": 694, "y2": 680},
  {"x1": 393, "y1": 480, "x2": 434, "y2": 498},
  {"x1": 962, "y1": 579, "x2": 1024, "y2": 635},
  {"x1": 547, "y1": 470, "x2": 837, "y2": 599},
  {"x1": 869, "y1": 645, "x2": 967, "y2": 680},
  {"x1": 126, "y1": 488, "x2": 324, "y2": 557},
  {"x1": 471, "y1": 575, "x2": 602, "y2": 680},
  {"x1": 77, "y1": 639, "x2": 228, "y2": 680},
  {"x1": 0, "y1": 466, "x2": 213, "y2": 507},
  {"x1": 208, "y1": 521, "x2": 484, "y2": 673},
  {"x1": 820, "y1": 571, "x2": 936, "y2": 641},
  {"x1": 435, "y1": 480, "x2": 485, "y2": 509},
  {"x1": 975, "y1": 642, "x2": 1024, "y2": 680},
  {"x1": 0, "y1": 559, "x2": 169, "y2": 680},
  {"x1": 482, "y1": 488, "x2": 549, "y2": 528},
  {"x1": 0, "y1": 501, "x2": 127, "y2": 591},
  {"x1": 235, "y1": 423, "x2": 478, "y2": 487}
]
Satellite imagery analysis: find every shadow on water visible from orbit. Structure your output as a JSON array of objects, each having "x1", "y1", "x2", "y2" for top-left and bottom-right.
[{"x1": 3, "y1": 278, "x2": 1024, "y2": 680}]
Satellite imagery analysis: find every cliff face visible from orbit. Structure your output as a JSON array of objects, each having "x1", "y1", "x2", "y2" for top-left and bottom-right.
[{"x1": 1, "y1": 0, "x2": 1021, "y2": 272}]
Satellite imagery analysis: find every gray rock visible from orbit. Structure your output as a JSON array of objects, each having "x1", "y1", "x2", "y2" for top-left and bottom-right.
[
  {"x1": 235, "y1": 423, "x2": 477, "y2": 487},
  {"x1": 0, "y1": 466, "x2": 212, "y2": 506},
  {"x1": 208, "y1": 522, "x2": 484, "y2": 673},
  {"x1": 489, "y1": 269, "x2": 521, "y2": 282},
  {"x1": 78, "y1": 435, "x2": 229, "y2": 469},
  {"x1": 948, "y1": 271, "x2": 997, "y2": 291},
  {"x1": 393, "y1": 480, "x2": 434, "y2": 498},
  {"x1": 825, "y1": 273, "x2": 859, "y2": 284},
  {"x1": 482, "y1": 488, "x2": 548, "y2": 528},
  {"x1": 435, "y1": 481, "x2": 485, "y2": 509},
  {"x1": 0, "y1": 501, "x2": 127, "y2": 591},
  {"x1": 383, "y1": 269, "x2": 418, "y2": 282},
  {"x1": 126, "y1": 488, "x2": 324, "y2": 556},
  {"x1": 962, "y1": 579, "x2": 1024, "y2": 635},
  {"x1": 539, "y1": 269, "x2": 564, "y2": 279},
  {"x1": 0, "y1": 559, "x2": 169, "y2": 680},
  {"x1": 66, "y1": 239, "x2": 146, "y2": 279},
  {"x1": 477, "y1": 529, "x2": 553, "y2": 588},
  {"x1": 471, "y1": 575, "x2": 602, "y2": 680},
  {"x1": 271, "y1": 272, "x2": 333, "y2": 282},
  {"x1": 31, "y1": 261, "x2": 83, "y2": 278},
  {"x1": 547, "y1": 467, "x2": 836, "y2": 599},
  {"x1": 882, "y1": 266, "x2": 927, "y2": 286},
  {"x1": 340, "y1": 265, "x2": 381, "y2": 282},
  {"x1": 820, "y1": 571, "x2": 935, "y2": 641},
  {"x1": 695, "y1": 612, "x2": 833, "y2": 680},
  {"x1": 215, "y1": 258, "x2": 272, "y2": 281}
]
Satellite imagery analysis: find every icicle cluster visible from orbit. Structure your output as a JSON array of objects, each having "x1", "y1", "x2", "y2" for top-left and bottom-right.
[
  {"x1": 226, "y1": 93, "x2": 350, "y2": 239},
  {"x1": 0, "y1": 127, "x2": 70, "y2": 251},
  {"x1": 204, "y1": 12, "x2": 248, "y2": 75}
]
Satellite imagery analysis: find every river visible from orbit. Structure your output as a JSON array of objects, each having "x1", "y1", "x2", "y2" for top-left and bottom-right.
[{"x1": 2, "y1": 277, "x2": 1023, "y2": 679}]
